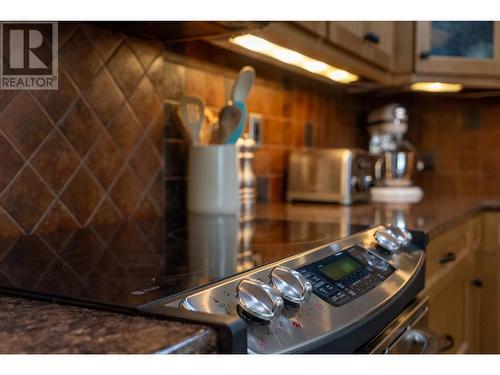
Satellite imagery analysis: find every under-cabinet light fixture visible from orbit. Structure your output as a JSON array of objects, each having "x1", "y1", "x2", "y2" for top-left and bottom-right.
[
  {"x1": 229, "y1": 34, "x2": 358, "y2": 84},
  {"x1": 410, "y1": 82, "x2": 463, "y2": 93}
]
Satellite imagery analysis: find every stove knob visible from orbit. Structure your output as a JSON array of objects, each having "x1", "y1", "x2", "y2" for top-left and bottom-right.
[
  {"x1": 386, "y1": 226, "x2": 410, "y2": 247},
  {"x1": 236, "y1": 278, "x2": 283, "y2": 322},
  {"x1": 269, "y1": 266, "x2": 313, "y2": 305},
  {"x1": 374, "y1": 229, "x2": 400, "y2": 253}
]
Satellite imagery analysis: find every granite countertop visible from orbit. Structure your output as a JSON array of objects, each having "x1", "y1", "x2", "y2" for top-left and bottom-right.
[
  {"x1": 256, "y1": 195, "x2": 500, "y2": 239},
  {"x1": 0, "y1": 294, "x2": 216, "y2": 354},
  {"x1": 1, "y1": 194, "x2": 499, "y2": 354}
]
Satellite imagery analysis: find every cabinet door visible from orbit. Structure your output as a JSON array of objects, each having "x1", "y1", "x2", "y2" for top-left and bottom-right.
[
  {"x1": 328, "y1": 22, "x2": 395, "y2": 69},
  {"x1": 480, "y1": 254, "x2": 500, "y2": 353},
  {"x1": 294, "y1": 22, "x2": 328, "y2": 38},
  {"x1": 415, "y1": 21, "x2": 500, "y2": 76},
  {"x1": 428, "y1": 271, "x2": 466, "y2": 353}
]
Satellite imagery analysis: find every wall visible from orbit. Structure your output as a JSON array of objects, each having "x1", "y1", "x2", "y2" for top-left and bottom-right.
[
  {"x1": 0, "y1": 22, "x2": 165, "y2": 237},
  {"x1": 163, "y1": 41, "x2": 368, "y2": 208},
  {"x1": 398, "y1": 94, "x2": 500, "y2": 199}
]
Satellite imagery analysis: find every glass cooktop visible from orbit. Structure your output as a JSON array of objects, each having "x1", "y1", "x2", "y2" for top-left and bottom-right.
[{"x1": 0, "y1": 215, "x2": 369, "y2": 310}]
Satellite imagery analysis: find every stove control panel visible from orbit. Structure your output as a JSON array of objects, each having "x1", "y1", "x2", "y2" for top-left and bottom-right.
[
  {"x1": 144, "y1": 225, "x2": 426, "y2": 354},
  {"x1": 297, "y1": 246, "x2": 395, "y2": 307}
]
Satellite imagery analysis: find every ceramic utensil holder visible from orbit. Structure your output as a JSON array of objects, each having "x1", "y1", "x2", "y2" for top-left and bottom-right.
[{"x1": 188, "y1": 144, "x2": 240, "y2": 215}]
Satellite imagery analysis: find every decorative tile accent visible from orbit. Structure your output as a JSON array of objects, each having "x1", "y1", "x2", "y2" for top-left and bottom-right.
[
  {"x1": 61, "y1": 167, "x2": 103, "y2": 225},
  {"x1": 59, "y1": 98, "x2": 103, "y2": 157},
  {"x1": 85, "y1": 68, "x2": 125, "y2": 127},
  {"x1": 0, "y1": 167, "x2": 54, "y2": 232},
  {"x1": 108, "y1": 42, "x2": 144, "y2": 98},
  {"x1": 59, "y1": 29, "x2": 103, "y2": 92},
  {"x1": 0, "y1": 22, "x2": 165, "y2": 236},
  {"x1": 31, "y1": 131, "x2": 80, "y2": 194},
  {"x1": 0, "y1": 92, "x2": 53, "y2": 158}
]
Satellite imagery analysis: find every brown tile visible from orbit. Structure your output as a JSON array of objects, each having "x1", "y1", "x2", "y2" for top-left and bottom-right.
[
  {"x1": 0, "y1": 92, "x2": 53, "y2": 158},
  {"x1": 58, "y1": 22, "x2": 78, "y2": 49},
  {"x1": 147, "y1": 55, "x2": 164, "y2": 97},
  {"x1": 480, "y1": 173, "x2": 500, "y2": 198},
  {"x1": 31, "y1": 131, "x2": 80, "y2": 193},
  {"x1": 479, "y1": 128, "x2": 500, "y2": 151},
  {"x1": 85, "y1": 68, "x2": 125, "y2": 126},
  {"x1": 61, "y1": 166, "x2": 103, "y2": 225},
  {"x1": 270, "y1": 148, "x2": 289, "y2": 174},
  {"x1": 32, "y1": 68, "x2": 79, "y2": 124},
  {"x1": 437, "y1": 153, "x2": 459, "y2": 173},
  {"x1": 148, "y1": 170, "x2": 165, "y2": 212},
  {"x1": 107, "y1": 104, "x2": 143, "y2": 157},
  {"x1": 130, "y1": 138, "x2": 161, "y2": 186},
  {"x1": 59, "y1": 98, "x2": 103, "y2": 157},
  {"x1": 90, "y1": 197, "x2": 122, "y2": 226},
  {"x1": 456, "y1": 174, "x2": 480, "y2": 198},
  {"x1": 164, "y1": 61, "x2": 186, "y2": 100},
  {"x1": 458, "y1": 153, "x2": 479, "y2": 172},
  {"x1": 132, "y1": 196, "x2": 159, "y2": 221},
  {"x1": 268, "y1": 176, "x2": 285, "y2": 202},
  {"x1": 59, "y1": 29, "x2": 103, "y2": 92},
  {"x1": 107, "y1": 42, "x2": 144, "y2": 98},
  {"x1": 262, "y1": 119, "x2": 291, "y2": 146},
  {"x1": 0, "y1": 166, "x2": 54, "y2": 232},
  {"x1": 0, "y1": 91, "x2": 18, "y2": 114},
  {"x1": 0, "y1": 209, "x2": 22, "y2": 238},
  {"x1": 147, "y1": 112, "x2": 164, "y2": 153},
  {"x1": 126, "y1": 37, "x2": 161, "y2": 70},
  {"x1": 0, "y1": 134, "x2": 24, "y2": 193},
  {"x1": 36, "y1": 201, "x2": 78, "y2": 234},
  {"x1": 109, "y1": 166, "x2": 143, "y2": 217},
  {"x1": 85, "y1": 133, "x2": 123, "y2": 189},
  {"x1": 81, "y1": 24, "x2": 123, "y2": 62},
  {"x1": 481, "y1": 153, "x2": 500, "y2": 173},
  {"x1": 128, "y1": 76, "x2": 161, "y2": 127},
  {"x1": 253, "y1": 148, "x2": 272, "y2": 175}
]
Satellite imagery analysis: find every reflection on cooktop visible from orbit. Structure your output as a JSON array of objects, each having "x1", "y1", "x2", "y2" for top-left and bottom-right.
[{"x1": 0, "y1": 216, "x2": 369, "y2": 310}]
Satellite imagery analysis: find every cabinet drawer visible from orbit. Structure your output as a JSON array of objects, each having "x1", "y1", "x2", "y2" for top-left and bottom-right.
[
  {"x1": 428, "y1": 277, "x2": 466, "y2": 353},
  {"x1": 483, "y1": 212, "x2": 500, "y2": 253},
  {"x1": 426, "y1": 222, "x2": 469, "y2": 282}
]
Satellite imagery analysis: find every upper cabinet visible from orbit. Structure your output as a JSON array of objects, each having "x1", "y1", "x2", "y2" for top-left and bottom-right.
[
  {"x1": 415, "y1": 21, "x2": 500, "y2": 76},
  {"x1": 328, "y1": 22, "x2": 395, "y2": 70}
]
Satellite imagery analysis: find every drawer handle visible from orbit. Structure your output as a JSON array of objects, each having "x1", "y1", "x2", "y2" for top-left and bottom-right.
[
  {"x1": 439, "y1": 252, "x2": 456, "y2": 264},
  {"x1": 471, "y1": 278, "x2": 483, "y2": 288},
  {"x1": 439, "y1": 334, "x2": 455, "y2": 352},
  {"x1": 419, "y1": 50, "x2": 431, "y2": 59},
  {"x1": 364, "y1": 32, "x2": 380, "y2": 44}
]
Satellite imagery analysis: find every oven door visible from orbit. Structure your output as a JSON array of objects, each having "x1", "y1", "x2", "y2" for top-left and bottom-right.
[{"x1": 358, "y1": 297, "x2": 439, "y2": 354}]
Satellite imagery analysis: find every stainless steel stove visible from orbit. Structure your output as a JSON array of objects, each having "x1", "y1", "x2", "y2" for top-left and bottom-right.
[{"x1": 140, "y1": 224, "x2": 428, "y2": 354}]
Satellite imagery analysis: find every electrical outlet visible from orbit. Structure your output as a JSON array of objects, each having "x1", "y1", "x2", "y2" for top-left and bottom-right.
[
  {"x1": 304, "y1": 122, "x2": 314, "y2": 147},
  {"x1": 248, "y1": 113, "x2": 263, "y2": 148}
]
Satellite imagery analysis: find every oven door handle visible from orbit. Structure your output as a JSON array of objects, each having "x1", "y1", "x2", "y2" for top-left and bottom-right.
[{"x1": 387, "y1": 328, "x2": 439, "y2": 354}]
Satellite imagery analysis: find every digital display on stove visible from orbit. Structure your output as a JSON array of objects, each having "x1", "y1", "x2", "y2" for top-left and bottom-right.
[{"x1": 318, "y1": 255, "x2": 362, "y2": 280}]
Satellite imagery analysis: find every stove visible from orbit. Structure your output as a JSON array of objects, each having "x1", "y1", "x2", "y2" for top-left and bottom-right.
[
  {"x1": 0, "y1": 217, "x2": 426, "y2": 354},
  {"x1": 0, "y1": 216, "x2": 365, "y2": 311}
]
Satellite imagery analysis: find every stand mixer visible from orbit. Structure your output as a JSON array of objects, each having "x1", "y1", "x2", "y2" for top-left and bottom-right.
[{"x1": 367, "y1": 104, "x2": 424, "y2": 203}]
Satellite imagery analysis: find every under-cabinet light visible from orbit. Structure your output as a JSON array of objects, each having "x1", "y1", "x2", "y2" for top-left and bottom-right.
[
  {"x1": 410, "y1": 82, "x2": 463, "y2": 93},
  {"x1": 230, "y1": 34, "x2": 358, "y2": 84}
]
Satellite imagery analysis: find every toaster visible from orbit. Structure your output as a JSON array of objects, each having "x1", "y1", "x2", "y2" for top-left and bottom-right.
[{"x1": 287, "y1": 148, "x2": 375, "y2": 205}]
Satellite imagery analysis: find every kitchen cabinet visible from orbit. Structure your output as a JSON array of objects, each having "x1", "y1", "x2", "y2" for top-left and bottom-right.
[
  {"x1": 294, "y1": 21, "x2": 328, "y2": 38},
  {"x1": 415, "y1": 21, "x2": 500, "y2": 77},
  {"x1": 328, "y1": 22, "x2": 396, "y2": 70},
  {"x1": 423, "y1": 216, "x2": 483, "y2": 353},
  {"x1": 480, "y1": 213, "x2": 500, "y2": 353}
]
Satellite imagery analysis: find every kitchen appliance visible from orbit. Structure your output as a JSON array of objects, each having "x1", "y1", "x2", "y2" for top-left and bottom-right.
[
  {"x1": 145, "y1": 223, "x2": 428, "y2": 353},
  {"x1": 368, "y1": 104, "x2": 424, "y2": 203},
  {"x1": 0, "y1": 217, "x2": 431, "y2": 353},
  {"x1": 287, "y1": 148, "x2": 375, "y2": 205},
  {"x1": 0, "y1": 216, "x2": 373, "y2": 353}
]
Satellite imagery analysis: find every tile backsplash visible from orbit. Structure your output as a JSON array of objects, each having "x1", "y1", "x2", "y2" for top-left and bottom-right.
[
  {"x1": 163, "y1": 41, "x2": 368, "y2": 207},
  {"x1": 0, "y1": 22, "x2": 165, "y2": 237}
]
